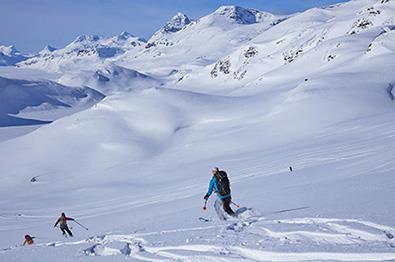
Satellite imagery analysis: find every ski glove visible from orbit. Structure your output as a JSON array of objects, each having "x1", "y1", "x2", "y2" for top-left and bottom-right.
[{"x1": 204, "y1": 194, "x2": 209, "y2": 200}]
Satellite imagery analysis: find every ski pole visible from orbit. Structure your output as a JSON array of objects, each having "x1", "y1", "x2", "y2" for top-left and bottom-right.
[
  {"x1": 203, "y1": 199, "x2": 208, "y2": 210},
  {"x1": 74, "y1": 220, "x2": 88, "y2": 231},
  {"x1": 32, "y1": 236, "x2": 48, "y2": 240},
  {"x1": 231, "y1": 201, "x2": 240, "y2": 208}
]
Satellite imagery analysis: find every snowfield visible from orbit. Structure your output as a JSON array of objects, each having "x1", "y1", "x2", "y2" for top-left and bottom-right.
[
  {"x1": 1, "y1": 0, "x2": 395, "y2": 261},
  {"x1": 0, "y1": 76, "x2": 104, "y2": 127}
]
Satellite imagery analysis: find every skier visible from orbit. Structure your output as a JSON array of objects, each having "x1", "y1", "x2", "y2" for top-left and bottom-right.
[
  {"x1": 22, "y1": 234, "x2": 34, "y2": 245},
  {"x1": 204, "y1": 167, "x2": 236, "y2": 220},
  {"x1": 54, "y1": 213, "x2": 74, "y2": 237}
]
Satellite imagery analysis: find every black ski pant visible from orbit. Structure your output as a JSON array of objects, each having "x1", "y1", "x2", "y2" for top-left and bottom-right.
[
  {"x1": 222, "y1": 197, "x2": 235, "y2": 216},
  {"x1": 60, "y1": 225, "x2": 73, "y2": 237}
]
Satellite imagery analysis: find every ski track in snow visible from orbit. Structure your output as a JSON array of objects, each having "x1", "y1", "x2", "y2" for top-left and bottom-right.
[{"x1": 3, "y1": 216, "x2": 394, "y2": 261}]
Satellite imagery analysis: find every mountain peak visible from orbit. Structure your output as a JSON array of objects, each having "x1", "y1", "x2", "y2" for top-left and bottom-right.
[
  {"x1": 161, "y1": 12, "x2": 191, "y2": 34},
  {"x1": 214, "y1": 5, "x2": 264, "y2": 24},
  {"x1": 111, "y1": 32, "x2": 146, "y2": 45},
  {"x1": 38, "y1": 45, "x2": 57, "y2": 56},
  {"x1": 43, "y1": 45, "x2": 57, "y2": 52},
  {"x1": 73, "y1": 35, "x2": 101, "y2": 43},
  {"x1": 118, "y1": 31, "x2": 135, "y2": 40},
  {"x1": 0, "y1": 45, "x2": 20, "y2": 56}
]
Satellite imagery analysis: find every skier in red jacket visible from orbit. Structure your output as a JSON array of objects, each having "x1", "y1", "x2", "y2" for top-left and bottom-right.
[
  {"x1": 23, "y1": 234, "x2": 34, "y2": 245},
  {"x1": 54, "y1": 213, "x2": 74, "y2": 237}
]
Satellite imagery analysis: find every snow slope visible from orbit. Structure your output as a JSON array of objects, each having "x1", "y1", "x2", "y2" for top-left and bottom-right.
[
  {"x1": 1, "y1": 86, "x2": 394, "y2": 261},
  {"x1": 0, "y1": 76, "x2": 104, "y2": 127},
  {"x1": 58, "y1": 63, "x2": 160, "y2": 95},
  {"x1": 1, "y1": 0, "x2": 395, "y2": 261}
]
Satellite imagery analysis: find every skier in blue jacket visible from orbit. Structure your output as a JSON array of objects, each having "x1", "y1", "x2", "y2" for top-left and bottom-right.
[{"x1": 204, "y1": 167, "x2": 235, "y2": 219}]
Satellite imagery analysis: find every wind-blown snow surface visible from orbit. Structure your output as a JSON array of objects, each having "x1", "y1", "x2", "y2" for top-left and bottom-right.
[
  {"x1": 1, "y1": 0, "x2": 395, "y2": 261},
  {"x1": 0, "y1": 76, "x2": 104, "y2": 132}
]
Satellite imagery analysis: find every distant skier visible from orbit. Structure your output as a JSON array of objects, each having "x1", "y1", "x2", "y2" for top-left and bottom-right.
[
  {"x1": 54, "y1": 213, "x2": 74, "y2": 237},
  {"x1": 22, "y1": 234, "x2": 34, "y2": 245},
  {"x1": 204, "y1": 167, "x2": 236, "y2": 220}
]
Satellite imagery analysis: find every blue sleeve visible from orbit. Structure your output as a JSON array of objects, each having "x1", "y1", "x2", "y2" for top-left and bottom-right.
[{"x1": 206, "y1": 177, "x2": 216, "y2": 196}]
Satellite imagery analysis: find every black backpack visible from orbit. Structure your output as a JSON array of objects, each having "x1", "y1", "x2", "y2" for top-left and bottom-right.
[{"x1": 214, "y1": 171, "x2": 231, "y2": 196}]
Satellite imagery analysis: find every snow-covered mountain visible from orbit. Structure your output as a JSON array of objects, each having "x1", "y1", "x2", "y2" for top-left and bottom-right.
[
  {"x1": 176, "y1": 0, "x2": 395, "y2": 91},
  {"x1": 18, "y1": 32, "x2": 146, "y2": 71},
  {"x1": 156, "y1": 12, "x2": 192, "y2": 34},
  {"x1": 13, "y1": 32, "x2": 151, "y2": 94},
  {"x1": 148, "y1": 5, "x2": 280, "y2": 46},
  {"x1": 0, "y1": 45, "x2": 29, "y2": 66},
  {"x1": 1, "y1": 1, "x2": 395, "y2": 261},
  {"x1": 127, "y1": 6, "x2": 285, "y2": 72},
  {"x1": 13, "y1": 6, "x2": 286, "y2": 74}
]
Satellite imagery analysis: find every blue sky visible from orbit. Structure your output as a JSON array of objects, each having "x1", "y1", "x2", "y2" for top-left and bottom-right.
[{"x1": 0, "y1": 0, "x2": 349, "y2": 53}]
